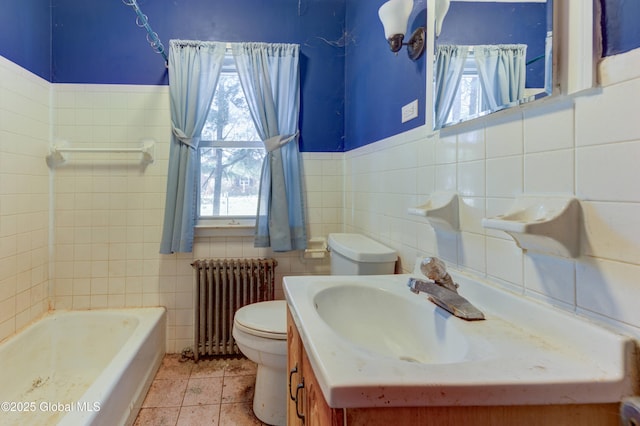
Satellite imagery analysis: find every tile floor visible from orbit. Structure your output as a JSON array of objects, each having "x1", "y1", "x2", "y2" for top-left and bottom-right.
[{"x1": 134, "y1": 354, "x2": 268, "y2": 426}]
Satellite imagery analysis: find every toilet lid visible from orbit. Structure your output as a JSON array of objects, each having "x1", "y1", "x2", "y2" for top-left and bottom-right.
[{"x1": 234, "y1": 300, "x2": 287, "y2": 340}]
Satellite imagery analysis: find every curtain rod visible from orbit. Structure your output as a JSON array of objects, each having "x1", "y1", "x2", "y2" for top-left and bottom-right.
[{"x1": 122, "y1": 0, "x2": 168, "y2": 65}]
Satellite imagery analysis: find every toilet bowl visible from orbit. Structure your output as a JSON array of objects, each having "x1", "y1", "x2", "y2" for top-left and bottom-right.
[
  {"x1": 232, "y1": 234, "x2": 396, "y2": 425},
  {"x1": 232, "y1": 300, "x2": 287, "y2": 426}
]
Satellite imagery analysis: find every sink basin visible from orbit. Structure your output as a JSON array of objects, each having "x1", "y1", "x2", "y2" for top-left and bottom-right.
[
  {"x1": 313, "y1": 284, "x2": 472, "y2": 363},
  {"x1": 284, "y1": 272, "x2": 636, "y2": 408}
]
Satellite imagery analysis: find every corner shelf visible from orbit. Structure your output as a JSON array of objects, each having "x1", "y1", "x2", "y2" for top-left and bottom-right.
[
  {"x1": 481, "y1": 196, "x2": 580, "y2": 258},
  {"x1": 408, "y1": 192, "x2": 458, "y2": 231}
]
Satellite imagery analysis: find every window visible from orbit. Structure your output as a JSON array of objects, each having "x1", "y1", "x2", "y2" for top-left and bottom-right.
[
  {"x1": 445, "y1": 56, "x2": 485, "y2": 126},
  {"x1": 198, "y1": 55, "x2": 265, "y2": 224}
]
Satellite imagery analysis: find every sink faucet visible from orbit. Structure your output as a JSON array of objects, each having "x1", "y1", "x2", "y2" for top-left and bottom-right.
[
  {"x1": 408, "y1": 257, "x2": 485, "y2": 321},
  {"x1": 418, "y1": 257, "x2": 459, "y2": 293}
]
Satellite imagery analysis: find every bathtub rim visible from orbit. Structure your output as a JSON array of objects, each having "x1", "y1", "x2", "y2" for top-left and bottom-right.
[
  {"x1": 58, "y1": 307, "x2": 166, "y2": 426},
  {"x1": 0, "y1": 307, "x2": 166, "y2": 426}
]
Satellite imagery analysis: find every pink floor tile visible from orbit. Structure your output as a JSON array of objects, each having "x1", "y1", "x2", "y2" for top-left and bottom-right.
[
  {"x1": 134, "y1": 406, "x2": 180, "y2": 426},
  {"x1": 154, "y1": 354, "x2": 194, "y2": 379},
  {"x1": 142, "y1": 378, "x2": 189, "y2": 408},
  {"x1": 182, "y1": 377, "x2": 224, "y2": 406},
  {"x1": 190, "y1": 358, "x2": 227, "y2": 378},
  {"x1": 219, "y1": 402, "x2": 263, "y2": 426},
  {"x1": 177, "y1": 404, "x2": 220, "y2": 426},
  {"x1": 134, "y1": 355, "x2": 267, "y2": 425},
  {"x1": 222, "y1": 375, "x2": 256, "y2": 404}
]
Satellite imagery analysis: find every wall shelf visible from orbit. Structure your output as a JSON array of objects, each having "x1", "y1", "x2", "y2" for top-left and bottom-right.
[
  {"x1": 408, "y1": 192, "x2": 459, "y2": 231},
  {"x1": 46, "y1": 140, "x2": 155, "y2": 168},
  {"x1": 482, "y1": 195, "x2": 580, "y2": 258}
]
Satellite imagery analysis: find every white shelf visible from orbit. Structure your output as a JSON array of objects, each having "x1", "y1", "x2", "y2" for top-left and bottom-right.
[
  {"x1": 46, "y1": 140, "x2": 155, "y2": 168},
  {"x1": 482, "y1": 195, "x2": 580, "y2": 258},
  {"x1": 408, "y1": 192, "x2": 458, "y2": 231}
]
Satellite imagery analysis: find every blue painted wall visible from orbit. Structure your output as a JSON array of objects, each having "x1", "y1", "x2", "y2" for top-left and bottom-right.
[
  {"x1": 50, "y1": 0, "x2": 346, "y2": 153},
  {"x1": 0, "y1": 0, "x2": 51, "y2": 81},
  {"x1": 1, "y1": 0, "x2": 639, "y2": 153},
  {"x1": 437, "y1": 2, "x2": 547, "y2": 89},
  {"x1": 601, "y1": 0, "x2": 640, "y2": 56},
  {"x1": 344, "y1": 0, "x2": 427, "y2": 151}
]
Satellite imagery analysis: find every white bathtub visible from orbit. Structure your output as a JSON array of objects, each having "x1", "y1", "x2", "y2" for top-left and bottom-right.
[{"x1": 0, "y1": 308, "x2": 166, "y2": 426}]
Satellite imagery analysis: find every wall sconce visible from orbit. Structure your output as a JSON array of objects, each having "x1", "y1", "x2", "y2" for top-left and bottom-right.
[
  {"x1": 378, "y1": 0, "x2": 425, "y2": 61},
  {"x1": 434, "y1": 0, "x2": 450, "y2": 38}
]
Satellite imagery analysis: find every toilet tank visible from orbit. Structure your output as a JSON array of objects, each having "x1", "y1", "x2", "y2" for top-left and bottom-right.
[{"x1": 328, "y1": 233, "x2": 397, "y2": 275}]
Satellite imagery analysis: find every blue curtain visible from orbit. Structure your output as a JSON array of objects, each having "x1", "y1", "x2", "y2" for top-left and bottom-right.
[
  {"x1": 473, "y1": 44, "x2": 527, "y2": 112},
  {"x1": 434, "y1": 45, "x2": 470, "y2": 129},
  {"x1": 159, "y1": 40, "x2": 226, "y2": 254},
  {"x1": 231, "y1": 43, "x2": 307, "y2": 252}
]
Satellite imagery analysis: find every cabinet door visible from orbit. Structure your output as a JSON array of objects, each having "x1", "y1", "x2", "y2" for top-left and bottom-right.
[
  {"x1": 287, "y1": 306, "x2": 343, "y2": 426},
  {"x1": 302, "y1": 350, "x2": 344, "y2": 426},
  {"x1": 287, "y1": 308, "x2": 304, "y2": 426}
]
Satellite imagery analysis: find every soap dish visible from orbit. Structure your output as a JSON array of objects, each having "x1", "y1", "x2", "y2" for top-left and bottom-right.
[
  {"x1": 481, "y1": 195, "x2": 580, "y2": 258},
  {"x1": 408, "y1": 192, "x2": 458, "y2": 231}
]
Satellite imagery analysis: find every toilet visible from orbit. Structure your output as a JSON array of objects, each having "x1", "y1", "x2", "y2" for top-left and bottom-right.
[
  {"x1": 232, "y1": 233, "x2": 396, "y2": 425},
  {"x1": 232, "y1": 300, "x2": 287, "y2": 425},
  {"x1": 327, "y1": 233, "x2": 397, "y2": 275}
]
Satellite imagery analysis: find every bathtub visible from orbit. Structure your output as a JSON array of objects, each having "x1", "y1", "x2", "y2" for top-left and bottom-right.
[{"x1": 0, "y1": 308, "x2": 166, "y2": 426}]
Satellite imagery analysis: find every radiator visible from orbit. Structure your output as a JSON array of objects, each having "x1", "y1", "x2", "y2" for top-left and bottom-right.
[{"x1": 191, "y1": 258, "x2": 277, "y2": 360}]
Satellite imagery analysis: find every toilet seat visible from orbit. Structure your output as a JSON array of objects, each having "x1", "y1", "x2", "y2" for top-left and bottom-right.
[{"x1": 234, "y1": 300, "x2": 287, "y2": 340}]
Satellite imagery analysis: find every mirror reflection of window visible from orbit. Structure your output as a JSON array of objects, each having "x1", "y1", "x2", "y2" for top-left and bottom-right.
[
  {"x1": 434, "y1": 0, "x2": 552, "y2": 130},
  {"x1": 436, "y1": 45, "x2": 527, "y2": 127},
  {"x1": 446, "y1": 57, "x2": 482, "y2": 126}
]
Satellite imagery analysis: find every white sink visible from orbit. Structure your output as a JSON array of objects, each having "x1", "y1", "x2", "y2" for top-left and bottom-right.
[
  {"x1": 284, "y1": 271, "x2": 637, "y2": 408},
  {"x1": 313, "y1": 284, "x2": 475, "y2": 364}
]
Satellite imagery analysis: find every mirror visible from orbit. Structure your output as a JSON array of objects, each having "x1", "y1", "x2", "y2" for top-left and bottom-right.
[{"x1": 433, "y1": 0, "x2": 554, "y2": 130}]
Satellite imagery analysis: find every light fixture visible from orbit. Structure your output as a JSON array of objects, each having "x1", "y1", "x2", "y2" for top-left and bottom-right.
[
  {"x1": 434, "y1": 0, "x2": 450, "y2": 38},
  {"x1": 378, "y1": 0, "x2": 425, "y2": 61}
]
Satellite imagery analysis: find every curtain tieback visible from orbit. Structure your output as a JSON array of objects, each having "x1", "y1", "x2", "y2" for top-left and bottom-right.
[
  {"x1": 172, "y1": 126, "x2": 199, "y2": 149},
  {"x1": 263, "y1": 132, "x2": 299, "y2": 152}
]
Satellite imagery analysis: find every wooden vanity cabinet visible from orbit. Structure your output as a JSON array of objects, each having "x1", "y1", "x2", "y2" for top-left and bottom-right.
[
  {"x1": 286, "y1": 306, "x2": 619, "y2": 426},
  {"x1": 287, "y1": 307, "x2": 301, "y2": 425},
  {"x1": 287, "y1": 308, "x2": 343, "y2": 426}
]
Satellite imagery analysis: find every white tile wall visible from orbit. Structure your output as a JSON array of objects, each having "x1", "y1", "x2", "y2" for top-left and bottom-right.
[
  {"x1": 0, "y1": 56, "x2": 50, "y2": 341},
  {"x1": 2, "y1": 46, "x2": 640, "y2": 352},
  {"x1": 0, "y1": 56, "x2": 340, "y2": 351},
  {"x1": 344, "y1": 48, "x2": 640, "y2": 337},
  {"x1": 48, "y1": 83, "x2": 339, "y2": 352}
]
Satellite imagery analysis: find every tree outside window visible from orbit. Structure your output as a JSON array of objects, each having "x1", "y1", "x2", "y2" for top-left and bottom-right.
[{"x1": 199, "y1": 67, "x2": 264, "y2": 218}]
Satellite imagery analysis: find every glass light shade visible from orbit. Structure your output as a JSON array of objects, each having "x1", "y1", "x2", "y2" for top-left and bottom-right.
[
  {"x1": 378, "y1": 0, "x2": 414, "y2": 39},
  {"x1": 434, "y1": 0, "x2": 450, "y2": 37}
]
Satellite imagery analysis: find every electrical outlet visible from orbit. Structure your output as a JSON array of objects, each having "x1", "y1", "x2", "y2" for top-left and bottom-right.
[{"x1": 401, "y1": 99, "x2": 419, "y2": 123}]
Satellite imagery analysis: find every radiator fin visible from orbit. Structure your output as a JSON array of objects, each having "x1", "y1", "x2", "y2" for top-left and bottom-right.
[{"x1": 191, "y1": 258, "x2": 277, "y2": 360}]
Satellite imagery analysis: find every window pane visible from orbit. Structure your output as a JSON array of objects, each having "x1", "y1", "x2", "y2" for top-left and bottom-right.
[
  {"x1": 199, "y1": 147, "x2": 265, "y2": 217},
  {"x1": 447, "y1": 74, "x2": 482, "y2": 125},
  {"x1": 198, "y1": 66, "x2": 265, "y2": 221},
  {"x1": 201, "y1": 73, "x2": 260, "y2": 142}
]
